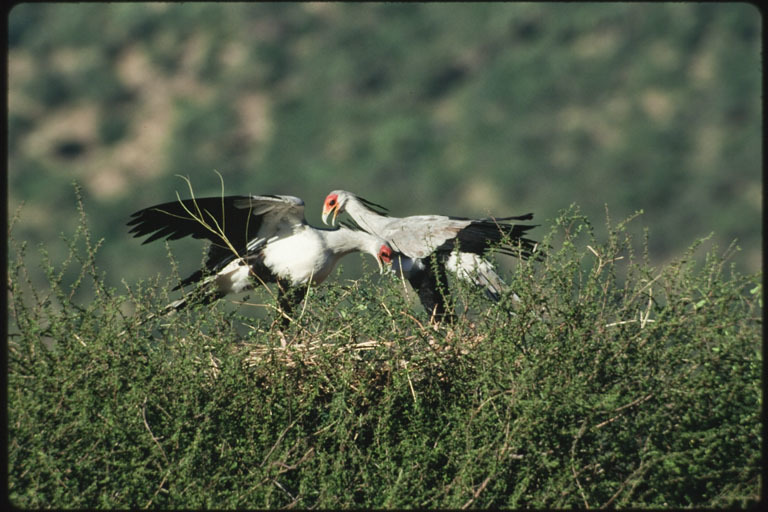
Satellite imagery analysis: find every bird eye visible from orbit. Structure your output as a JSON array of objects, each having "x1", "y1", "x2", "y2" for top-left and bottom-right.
[{"x1": 329, "y1": 199, "x2": 336, "y2": 206}]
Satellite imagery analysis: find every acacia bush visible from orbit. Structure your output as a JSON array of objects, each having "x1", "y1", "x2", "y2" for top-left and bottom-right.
[{"x1": 7, "y1": 197, "x2": 762, "y2": 509}]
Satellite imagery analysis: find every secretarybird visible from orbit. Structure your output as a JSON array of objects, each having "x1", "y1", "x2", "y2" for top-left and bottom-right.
[
  {"x1": 128, "y1": 194, "x2": 395, "y2": 326},
  {"x1": 321, "y1": 190, "x2": 541, "y2": 322}
]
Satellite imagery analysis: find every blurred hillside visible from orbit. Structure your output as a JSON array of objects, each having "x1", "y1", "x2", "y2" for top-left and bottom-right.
[{"x1": 7, "y1": 3, "x2": 762, "y2": 297}]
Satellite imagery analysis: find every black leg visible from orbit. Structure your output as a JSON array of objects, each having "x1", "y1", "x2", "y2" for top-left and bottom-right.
[
  {"x1": 408, "y1": 256, "x2": 456, "y2": 323},
  {"x1": 275, "y1": 280, "x2": 306, "y2": 328}
]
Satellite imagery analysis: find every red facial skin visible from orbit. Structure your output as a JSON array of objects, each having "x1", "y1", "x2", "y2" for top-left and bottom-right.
[
  {"x1": 379, "y1": 244, "x2": 393, "y2": 264},
  {"x1": 323, "y1": 193, "x2": 339, "y2": 215}
]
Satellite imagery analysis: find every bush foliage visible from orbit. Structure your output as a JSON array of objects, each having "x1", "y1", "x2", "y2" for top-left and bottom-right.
[{"x1": 7, "y1": 194, "x2": 762, "y2": 509}]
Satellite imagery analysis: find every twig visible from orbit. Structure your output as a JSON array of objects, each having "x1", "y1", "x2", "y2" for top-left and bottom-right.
[
  {"x1": 141, "y1": 398, "x2": 168, "y2": 463},
  {"x1": 640, "y1": 287, "x2": 653, "y2": 329},
  {"x1": 601, "y1": 451, "x2": 656, "y2": 508},
  {"x1": 395, "y1": 256, "x2": 412, "y2": 298},
  {"x1": 571, "y1": 419, "x2": 590, "y2": 509},
  {"x1": 587, "y1": 245, "x2": 624, "y2": 276},
  {"x1": 604, "y1": 318, "x2": 656, "y2": 328},
  {"x1": 403, "y1": 311, "x2": 426, "y2": 331},
  {"x1": 144, "y1": 470, "x2": 170, "y2": 509},
  {"x1": 404, "y1": 361, "x2": 418, "y2": 405},
  {"x1": 273, "y1": 479, "x2": 296, "y2": 502},
  {"x1": 298, "y1": 270, "x2": 314, "y2": 322},
  {"x1": 594, "y1": 394, "x2": 654, "y2": 429},
  {"x1": 461, "y1": 475, "x2": 492, "y2": 509},
  {"x1": 260, "y1": 419, "x2": 299, "y2": 468}
]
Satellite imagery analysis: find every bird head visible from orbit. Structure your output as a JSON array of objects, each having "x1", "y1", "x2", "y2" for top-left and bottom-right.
[
  {"x1": 321, "y1": 190, "x2": 345, "y2": 226},
  {"x1": 377, "y1": 243, "x2": 394, "y2": 272}
]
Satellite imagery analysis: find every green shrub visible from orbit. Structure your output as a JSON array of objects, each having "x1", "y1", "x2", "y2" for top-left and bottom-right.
[{"x1": 7, "y1": 196, "x2": 761, "y2": 508}]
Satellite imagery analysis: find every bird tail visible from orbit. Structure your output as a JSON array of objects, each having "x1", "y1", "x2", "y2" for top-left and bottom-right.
[
  {"x1": 456, "y1": 219, "x2": 543, "y2": 261},
  {"x1": 125, "y1": 277, "x2": 225, "y2": 334}
]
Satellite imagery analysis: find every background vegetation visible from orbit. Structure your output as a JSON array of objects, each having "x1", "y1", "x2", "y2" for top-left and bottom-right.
[{"x1": 6, "y1": 3, "x2": 763, "y2": 509}]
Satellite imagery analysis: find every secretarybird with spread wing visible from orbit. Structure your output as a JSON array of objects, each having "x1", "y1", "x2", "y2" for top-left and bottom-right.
[
  {"x1": 128, "y1": 194, "x2": 395, "y2": 326},
  {"x1": 321, "y1": 190, "x2": 541, "y2": 322}
]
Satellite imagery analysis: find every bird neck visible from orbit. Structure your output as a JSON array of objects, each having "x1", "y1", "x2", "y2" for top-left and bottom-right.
[
  {"x1": 323, "y1": 227, "x2": 377, "y2": 257},
  {"x1": 345, "y1": 196, "x2": 391, "y2": 234}
]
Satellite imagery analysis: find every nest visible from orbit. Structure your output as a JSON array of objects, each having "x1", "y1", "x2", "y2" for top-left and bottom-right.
[{"x1": 185, "y1": 321, "x2": 492, "y2": 391}]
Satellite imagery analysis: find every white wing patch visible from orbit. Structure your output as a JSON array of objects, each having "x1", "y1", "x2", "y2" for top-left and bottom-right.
[
  {"x1": 233, "y1": 195, "x2": 308, "y2": 250},
  {"x1": 214, "y1": 258, "x2": 254, "y2": 295},
  {"x1": 390, "y1": 254, "x2": 423, "y2": 279}
]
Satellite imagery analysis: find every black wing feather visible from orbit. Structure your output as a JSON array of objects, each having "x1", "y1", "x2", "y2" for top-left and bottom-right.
[
  {"x1": 128, "y1": 196, "x2": 262, "y2": 249},
  {"x1": 127, "y1": 196, "x2": 265, "y2": 280},
  {"x1": 441, "y1": 219, "x2": 543, "y2": 261},
  {"x1": 356, "y1": 195, "x2": 390, "y2": 215}
]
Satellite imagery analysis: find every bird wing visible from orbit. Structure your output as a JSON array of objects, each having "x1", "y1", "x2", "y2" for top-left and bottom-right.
[
  {"x1": 231, "y1": 195, "x2": 307, "y2": 249},
  {"x1": 231, "y1": 194, "x2": 306, "y2": 221},
  {"x1": 127, "y1": 194, "x2": 307, "y2": 279},
  {"x1": 380, "y1": 215, "x2": 541, "y2": 261},
  {"x1": 451, "y1": 218, "x2": 541, "y2": 260},
  {"x1": 379, "y1": 216, "x2": 468, "y2": 259}
]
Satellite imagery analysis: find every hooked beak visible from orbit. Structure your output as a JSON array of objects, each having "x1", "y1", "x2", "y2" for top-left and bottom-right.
[
  {"x1": 377, "y1": 249, "x2": 396, "y2": 275},
  {"x1": 375, "y1": 256, "x2": 384, "y2": 274},
  {"x1": 321, "y1": 205, "x2": 338, "y2": 226}
]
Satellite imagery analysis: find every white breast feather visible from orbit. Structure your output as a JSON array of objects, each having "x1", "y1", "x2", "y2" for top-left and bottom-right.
[{"x1": 262, "y1": 230, "x2": 330, "y2": 286}]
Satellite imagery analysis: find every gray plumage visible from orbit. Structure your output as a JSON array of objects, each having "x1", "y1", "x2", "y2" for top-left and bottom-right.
[{"x1": 322, "y1": 190, "x2": 541, "y2": 320}]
